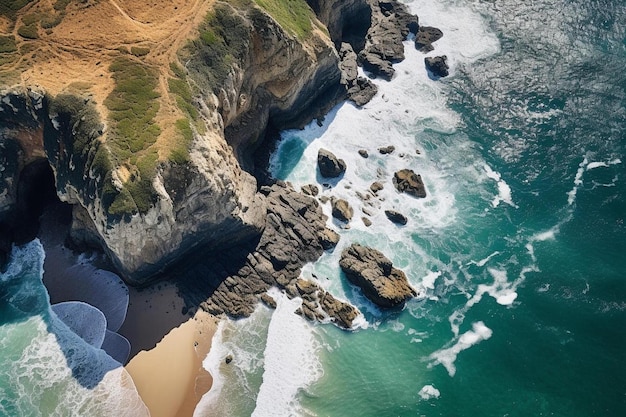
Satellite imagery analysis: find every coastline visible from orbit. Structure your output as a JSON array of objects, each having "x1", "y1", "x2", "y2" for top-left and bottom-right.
[{"x1": 38, "y1": 203, "x2": 219, "y2": 416}]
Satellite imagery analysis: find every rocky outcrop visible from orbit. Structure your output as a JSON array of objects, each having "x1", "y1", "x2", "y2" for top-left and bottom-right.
[
  {"x1": 415, "y1": 26, "x2": 443, "y2": 52},
  {"x1": 393, "y1": 169, "x2": 427, "y2": 198},
  {"x1": 339, "y1": 243, "x2": 416, "y2": 307},
  {"x1": 339, "y1": 43, "x2": 378, "y2": 106},
  {"x1": 425, "y1": 55, "x2": 449, "y2": 78},
  {"x1": 379, "y1": 145, "x2": 395, "y2": 154},
  {"x1": 318, "y1": 148, "x2": 347, "y2": 178},
  {"x1": 359, "y1": 0, "x2": 419, "y2": 79},
  {"x1": 175, "y1": 182, "x2": 343, "y2": 319},
  {"x1": 331, "y1": 197, "x2": 354, "y2": 222},
  {"x1": 291, "y1": 278, "x2": 359, "y2": 328}
]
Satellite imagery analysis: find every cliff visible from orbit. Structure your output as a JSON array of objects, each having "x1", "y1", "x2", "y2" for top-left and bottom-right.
[{"x1": 0, "y1": 0, "x2": 419, "y2": 293}]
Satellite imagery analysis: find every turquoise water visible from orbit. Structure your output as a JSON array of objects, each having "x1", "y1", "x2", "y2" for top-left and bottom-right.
[
  {"x1": 2, "y1": 0, "x2": 625, "y2": 415},
  {"x1": 202, "y1": 0, "x2": 626, "y2": 415}
]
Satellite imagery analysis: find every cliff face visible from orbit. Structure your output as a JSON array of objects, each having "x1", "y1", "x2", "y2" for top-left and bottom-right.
[
  {"x1": 0, "y1": 1, "x2": 347, "y2": 285},
  {"x1": 0, "y1": 88, "x2": 264, "y2": 285}
]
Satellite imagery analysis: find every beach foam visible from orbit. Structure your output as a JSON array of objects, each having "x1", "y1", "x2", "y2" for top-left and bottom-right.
[{"x1": 252, "y1": 288, "x2": 323, "y2": 417}]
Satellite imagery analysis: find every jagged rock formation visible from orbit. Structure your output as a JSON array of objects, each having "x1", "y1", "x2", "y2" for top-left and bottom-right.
[
  {"x1": 291, "y1": 278, "x2": 359, "y2": 329},
  {"x1": 393, "y1": 169, "x2": 427, "y2": 198},
  {"x1": 339, "y1": 243, "x2": 416, "y2": 307},
  {"x1": 177, "y1": 182, "x2": 349, "y2": 324},
  {"x1": 339, "y1": 43, "x2": 378, "y2": 106},
  {"x1": 425, "y1": 55, "x2": 450, "y2": 78},
  {"x1": 359, "y1": 0, "x2": 419, "y2": 79},
  {"x1": 318, "y1": 148, "x2": 347, "y2": 178}
]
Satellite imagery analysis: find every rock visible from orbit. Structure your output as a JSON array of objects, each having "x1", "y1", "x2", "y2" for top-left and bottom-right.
[
  {"x1": 370, "y1": 182, "x2": 384, "y2": 194},
  {"x1": 319, "y1": 227, "x2": 340, "y2": 250},
  {"x1": 362, "y1": 217, "x2": 372, "y2": 227},
  {"x1": 378, "y1": 145, "x2": 395, "y2": 154},
  {"x1": 358, "y1": 149, "x2": 369, "y2": 158},
  {"x1": 225, "y1": 354, "x2": 233, "y2": 364},
  {"x1": 319, "y1": 291, "x2": 360, "y2": 329},
  {"x1": 339, "y1": 243, "x2": 416, "y2": 308},
  {"x1": 318, "y1": 148, "x2": 347, "y2": 178},
  {"x1": 331, "y1": 198, "x2": 353, "y2": 222},
  {"x1": 415, "y1": 26, "x2": 443, "y2": 53},
  {"x1": 301, "y1": 184, "x2": 319, "y2": 196},
  {"x1": 260, "y1": 293, "x2": 277, "y2": 309},
  {"x1": 393, "y1": 169, "x2": 427, "y2": 198},
  {"x1": 385, "y1": 210, "x2": 408, "y2": 225},
  {"x1": 359, "y1": 0, "x2": 419, "y2": 80},
  {"x1": 319, "y1": 195, "x2": 330, "y2": 204},
  {"x1": 425, "y1": 55, "x2": 449, "y2": 78},
  {"x1": 347, "y1": 77, "x2": 378, "y2": 106}
]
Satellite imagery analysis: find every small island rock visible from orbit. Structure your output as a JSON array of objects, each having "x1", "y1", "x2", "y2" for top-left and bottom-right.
[
  {"x1": 425, "y1": 56, "x2": 449, "y2": 78},
  {"x1": 331, "y1": 198, "x2": 354, "y2": 222},
  {"x1": 393, "y1": 169, "x2": 427, "y2": 198},
  {"x1": 318, "y1": 148, "x2": 346, "y2": 178},
  {"x1": 385, "y1": 210, "x2": 408, "y2": 225},
  {"x1": 339, "y1": 243, "x2": 416, "y2": 307}
]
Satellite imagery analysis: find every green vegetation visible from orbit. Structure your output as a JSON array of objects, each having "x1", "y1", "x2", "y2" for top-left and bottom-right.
[
  {"x1": 104, "y1": 58, "x2": 162, "y2": 215},
  {"x1": 254, "y1": 0, "x2": 314, "y2": 39},
  {"x1": 105, "y1": 58, "x2": 161, "y2": 159},
  {"x1": 167, "y1": 62, "x2": 198, "y2": 163},
  {"x1": 0, "y1": 0, "x2": 34, "y2": 21},
  {"x1": 17, "y1": 23, "x2": 38, "y2": 39},
  {"x1": 130, "y1": 46, "x2": 151, "y2": 57},
  {"x1": 169, "y1": 119, "x2": 193, "y2": 164},
  {"x1": 186, "y1": 4, "x2": 250, "y2": 93},
  {"x1": 0, "y1": 36, "x2": 17, "y2": 54}
]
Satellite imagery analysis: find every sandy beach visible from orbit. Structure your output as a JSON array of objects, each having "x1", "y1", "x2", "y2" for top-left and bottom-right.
[{"x1": 39, "y1": 203, "x2": 219, "y2": 417}]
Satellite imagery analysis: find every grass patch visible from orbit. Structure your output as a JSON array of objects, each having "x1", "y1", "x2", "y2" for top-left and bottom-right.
[
  {"x1": 105, "y1": 57, "x2": 161, "y2": 159},
  {"x1": 253, "y1": 0, "x2": 314, "y2": 39},
  {"x1": 0, "y1": 36, "x2": 17, "y2": 54},
  {"x1": 0, "y1": 0, "x2": 33, "y2": 21},
  {"x1": 104, "y1": 58, "x2": 161, "y2": 215},
  {"x1": 169, "y1": 118, "x2": 193, "y2": 164},
  {"x1": 186, "y1": 4, "x2": 250, "y2": 93},
  {"x1": 17, "y1": 23, "x2": 38, "y2": 39},
  {"x1": 130, "y1": 46, "x2": 150, "y2": 57}
]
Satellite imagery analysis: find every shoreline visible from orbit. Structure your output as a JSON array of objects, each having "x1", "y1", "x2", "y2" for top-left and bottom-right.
[{"x1": 38, "y1": 203, "x2": 219, "y2": 416}]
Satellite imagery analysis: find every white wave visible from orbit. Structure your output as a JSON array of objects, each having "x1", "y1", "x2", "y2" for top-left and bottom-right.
[
  {"x1": 567, "y1": 156, "x2": 588, "y2": 206},
  {"x1": 428, "y1": 321, "x2": 493, "y2": 377},
  {"x1": 466, "y1": 251, "x2": 501, "y2": 267},
  {"x1": 483, "y1": 164, "x2": 517, "y2": 208},
  {"x1": 418, "y1": 384, "x2": 441, "y2": 400},
  {"x1": 252, "y1": 288, "x2": 323, "y2": 417},
  {"x1": 421, "y1": 270, "x2": 442, "y2": 290}
]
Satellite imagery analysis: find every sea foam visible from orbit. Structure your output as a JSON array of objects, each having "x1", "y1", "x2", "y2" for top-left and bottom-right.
[
  {"x1": 428, "y1": 321, "x2": 493, "y2": 377},
  {"x1": 252, "y1": 288, "x2": 323, "y2": 417}
]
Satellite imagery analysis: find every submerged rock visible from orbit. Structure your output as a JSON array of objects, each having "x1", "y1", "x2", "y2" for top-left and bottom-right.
[
  {"x1": 393, "y1": 169, "x2": 427, "y2": 198},
  {"x1": 425, "y1": 55, "x2": 449, "y2": 78},
  {"x1": 339, "y1": 243, "x2": 416, "y2": 308},
  {"x1": 318, "y1": 148, "x2": 347, "y2": 178}
]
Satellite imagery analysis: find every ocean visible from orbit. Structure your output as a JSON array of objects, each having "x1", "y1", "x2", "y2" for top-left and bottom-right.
[{"x1": 2, "y1": 0, "x2": 625, "y2": 415}]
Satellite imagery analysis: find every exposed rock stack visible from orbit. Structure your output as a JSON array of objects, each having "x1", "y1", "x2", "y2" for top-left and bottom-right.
[
  {"x1": 318, "y1": 148, "x2": 347, "y2": 178},
  {"x1": 393, "y1": 169, "x2": 427, "y2": 198},
  {"x1": 339, "y1": 243, "x2": 416, "y2": 307},
  {"x1": 331, "y1": 197, "x2": 354, "y2": 223},
  {"x1": 415, "y1": 26, "x2": 443, "y2": 52},
  {"x1": 425, "y1": 55, "x2": 449, "y2": 78}
]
